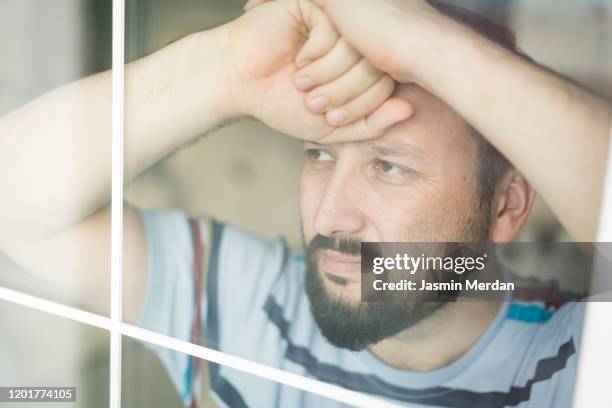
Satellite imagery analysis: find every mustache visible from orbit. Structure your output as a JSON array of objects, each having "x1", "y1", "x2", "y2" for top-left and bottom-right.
[{"x1": 306, "y1": 234, "x2": 362, "y2": 256}]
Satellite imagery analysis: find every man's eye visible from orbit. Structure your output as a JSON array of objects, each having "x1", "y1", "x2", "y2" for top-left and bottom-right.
[
  {"x1": 305, "y1": 149, "x2": 333, "y2": 162},
  {"x1": 374, "y1": 159, "x2": 408, "y2": 176}
]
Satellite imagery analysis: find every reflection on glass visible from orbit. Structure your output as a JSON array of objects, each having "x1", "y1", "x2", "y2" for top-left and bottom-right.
[{"x1": 0, "y1": 301, "x2": 109, "y2": 408}]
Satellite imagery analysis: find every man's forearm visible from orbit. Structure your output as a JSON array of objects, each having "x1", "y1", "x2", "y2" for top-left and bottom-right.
[
  {"x1": 124, "y1": 28, "x2": 235, "y2": 181},
  {"x1": 300, "y1": 0, "x2": 611, "y2": 238},
  {"x1": 0, "y1": 27, "x2": 232, "y2": 240},
  {"x1": 415, "y1": 18, "x2": 612, "y2": 241}
]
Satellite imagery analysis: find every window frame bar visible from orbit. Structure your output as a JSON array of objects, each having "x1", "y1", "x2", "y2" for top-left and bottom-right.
[
  {"x1": 573, "y1": 125, "x2": 612, "y2": 407},
  {"x1": 110, "y1": 0, "x2": 125, "y2": 407}
]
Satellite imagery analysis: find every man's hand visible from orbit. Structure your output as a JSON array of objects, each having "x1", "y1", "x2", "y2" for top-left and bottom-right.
[
  {"x1": 305, "y1": 0, "x2": 446, "y2": 84},
  {"x1": 223, "y1": 0, "x2": 412, "y2": 143},
  {"x1": 248, "y1": 0, "x2": 445, "y2": 85}
]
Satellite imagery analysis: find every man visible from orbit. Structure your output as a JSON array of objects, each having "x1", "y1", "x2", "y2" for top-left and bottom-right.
[{"x1": 0, "y1": 0, "x2": 610, "y2": 407}]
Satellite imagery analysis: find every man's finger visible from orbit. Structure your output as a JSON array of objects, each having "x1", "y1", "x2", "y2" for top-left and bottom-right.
[
  {"x1": 324, "y1": 75, "x2": 396, "y2": 126},
  {"x1": 317, "y1": 97, "x2": 413, "y2": 144},
  {"x1": 365, "y1": 97, "x2": 413, "y2": 133},
  {"x1": 305, "y1": 59, "x2": 382, "y2": 113},
  {"x1": 294, "y1": 37, "x2": 360, "y2": 92},
  {"x1": 294, "y1": 1, "x2": 340, "y2": 68}
]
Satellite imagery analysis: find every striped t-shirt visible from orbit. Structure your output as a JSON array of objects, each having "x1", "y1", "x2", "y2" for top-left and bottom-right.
[{"x1": 139, "y1": 209, "x2": 585, "y2": 408}]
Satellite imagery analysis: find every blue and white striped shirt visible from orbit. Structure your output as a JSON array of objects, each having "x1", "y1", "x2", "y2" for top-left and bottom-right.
[{"x1": 139, "y1": 209, "x2": 585, "y2": 408}]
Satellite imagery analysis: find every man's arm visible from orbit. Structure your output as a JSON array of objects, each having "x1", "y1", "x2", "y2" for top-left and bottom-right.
[
  {"x1": 298, "y1": 0, "x2": 612, "y2": 241},
  {"x1": 0, "y1": 0, "x2": 410, "y2": 321},
  {"x1": 0, "y1": 28, "x2": 231, "y2": 320},
  {"x1": 413, "y1": 16, "x2": 611, "y2": 242}
]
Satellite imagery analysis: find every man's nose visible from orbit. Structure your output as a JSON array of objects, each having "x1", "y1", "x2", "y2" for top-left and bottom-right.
[{"x1": 313, "y1": 167, "x2": 366, "y2": 237}]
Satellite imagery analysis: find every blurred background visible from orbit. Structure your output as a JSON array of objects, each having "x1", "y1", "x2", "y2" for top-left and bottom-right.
[{"x1": 1, "y1": 0, "x2": 611, "y2": 406}]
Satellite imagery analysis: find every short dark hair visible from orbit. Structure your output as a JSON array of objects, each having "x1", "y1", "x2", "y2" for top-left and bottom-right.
[{"x1": 429, "y1": 1, "x2": 521, "y2": 207}]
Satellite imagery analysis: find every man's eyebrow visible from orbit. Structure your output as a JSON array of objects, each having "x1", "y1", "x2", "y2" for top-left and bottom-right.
[
  {"x1": 303, "y1": 140, "x2": 431, "y2": 164},
  {"x1": 364, "y1": 142, "x2": 430, "y2": 162}
]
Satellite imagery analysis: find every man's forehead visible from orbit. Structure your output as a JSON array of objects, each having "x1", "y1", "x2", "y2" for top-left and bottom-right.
[
  {"x1": 392, "y1": 83, "x2": 467, "y2": 130},
  {"x1": 360, "y1": 138, "x2": 431, "y2": 164},
  {"x1": 365, "y1": 84, "x2": 474, "y2": 156},
  {"x1": 307, "y1": 84, "x2": 475, "y2": 161}
]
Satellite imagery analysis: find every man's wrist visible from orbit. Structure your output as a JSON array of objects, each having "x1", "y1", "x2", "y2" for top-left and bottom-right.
[
  {"x1": 123, "y1": 27, "x2": 246, "y2": 150},
  {"x1": 186, "y1": 27, "x2": 244, "y2": 123}
]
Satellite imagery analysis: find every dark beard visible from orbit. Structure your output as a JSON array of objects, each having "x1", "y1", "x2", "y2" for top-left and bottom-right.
[{"x1": 304, "y1": 212, "x2": 491, "y2": 351}]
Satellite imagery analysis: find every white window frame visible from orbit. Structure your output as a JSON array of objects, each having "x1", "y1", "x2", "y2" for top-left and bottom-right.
[
  {"x1": 110, "y1": 0, "x2": 124, "y2": 406},
  {"x1": 573, "y1": 123, "x2": 612, "y2": 407},
  {"x1": 0, "y1": 1, "x2": 610, "y2": 407}
]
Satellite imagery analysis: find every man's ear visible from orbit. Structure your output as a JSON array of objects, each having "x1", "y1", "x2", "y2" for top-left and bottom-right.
[{"x1": 489, "y1": 169, "x2": 535, "y2": 243}]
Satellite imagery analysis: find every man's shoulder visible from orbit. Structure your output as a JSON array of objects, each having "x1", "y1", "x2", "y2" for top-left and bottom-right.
[
  {"x1": 140, "y1": 207, "x2": 304, "y2": 272},
  {"x1": 213, "y1": 219, "x2": 306, "y2": 287},
  {"x1": 501, "y1": 275, "x2": 586, "y2": 366}
]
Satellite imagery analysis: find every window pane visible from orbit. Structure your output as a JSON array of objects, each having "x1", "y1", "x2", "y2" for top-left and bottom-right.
[
  {"x1": 121, "y1": 1, "x2": 608, "y2": 407},
  {"x1": 0, "y1": 0, "x2": 112, "y2": 316},
  {"x1": 0, "y1": 300, "x2": 109, "y2": 407},
  {"x1": 121, "y1": 336, "x2": 364, "y2": 408}
]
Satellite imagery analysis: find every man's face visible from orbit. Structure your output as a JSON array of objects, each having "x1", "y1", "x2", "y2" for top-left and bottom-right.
[{"x1": 299, "y1": 84, "x2": 492, "y2": 349}]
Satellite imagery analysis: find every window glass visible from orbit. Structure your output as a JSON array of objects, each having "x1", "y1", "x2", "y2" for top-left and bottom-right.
[
  {"x1": 121, "y1": 336, "x2": 369, "y2": 408},
  {"x1": 0, "y1": 300, "x2": 109, "y2": 407},
  {"x1": 121, "y1": 1, "x2": 610, "y2": 407},
  {"x1": 0, "y1": 0, "x2": 112, "y2": 315}
]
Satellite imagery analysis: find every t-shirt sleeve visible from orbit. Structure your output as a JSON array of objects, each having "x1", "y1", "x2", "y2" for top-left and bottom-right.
[
  {"x1": 209, "y1": 222, "x2": 290, "y2": 354},
  {"x1": 138, "y1": 208, "x2": 196, "y2": 403},
  {"x1": 137, "y1": 208, "x2": 292, "y2": 404}
]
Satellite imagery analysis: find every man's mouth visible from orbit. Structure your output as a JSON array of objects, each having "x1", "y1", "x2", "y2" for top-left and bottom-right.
[{"x1": 320, "y1": 249, "x2": 361, "y2": 279}]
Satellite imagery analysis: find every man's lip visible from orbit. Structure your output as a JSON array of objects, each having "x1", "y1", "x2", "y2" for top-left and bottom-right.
[{"x1": 321, "y1": 249, "x2": 361, "y2": 264}]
